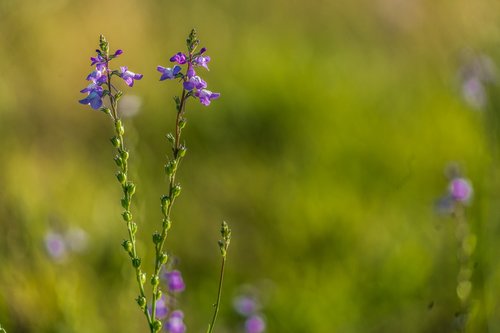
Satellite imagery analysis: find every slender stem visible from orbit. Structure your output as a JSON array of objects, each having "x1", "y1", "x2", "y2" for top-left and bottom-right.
[
  {"x1": 150, "y1": 87, "x2": 188, "y2": 327},
  {"x1": 105, "y1": 59, "x2": 153, "y2": 331},
  {"x1": 207, "y1": 255, "x2": 227, "y2": 333}
]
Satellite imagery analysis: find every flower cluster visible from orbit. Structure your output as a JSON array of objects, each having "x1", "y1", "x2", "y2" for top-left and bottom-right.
[
  {"x1": 157, "y1": 34, "x2": 220, "y2": 106},
  {"x1": 79, "y1": 37, "x2": 142, "y2": 111}
]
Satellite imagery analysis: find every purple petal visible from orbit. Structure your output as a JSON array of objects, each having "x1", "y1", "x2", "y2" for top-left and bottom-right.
[{"x1": 183, "y1": 81, "x2": 195, "y2": 91}]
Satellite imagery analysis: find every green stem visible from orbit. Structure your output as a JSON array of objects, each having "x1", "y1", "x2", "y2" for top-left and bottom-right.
[
  {"x1": 105, "y1": 62, "x2": 153, "y2": 332},
  {"x1": 206, "y1": 255, "x2": 227, "y2": 333},
  {"x1": 150, "y1": 88, "x2": 188, "y2": 328}
]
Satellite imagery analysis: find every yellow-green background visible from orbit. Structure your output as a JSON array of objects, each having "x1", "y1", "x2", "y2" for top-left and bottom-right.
[{"x1": 1, "y1": 0, "x2": 500, "y2": 332}]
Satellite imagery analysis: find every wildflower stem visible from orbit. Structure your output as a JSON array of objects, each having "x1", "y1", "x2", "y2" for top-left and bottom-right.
[
  {"x1": 206, "y1": 254, "x2": 227, "y2": 333},
  {"x1": 105, "y1": 61, "x2": 153, "y2": 331},
  {"x1": 150, "y1": 87, "x2": 188, "y2": 328}
]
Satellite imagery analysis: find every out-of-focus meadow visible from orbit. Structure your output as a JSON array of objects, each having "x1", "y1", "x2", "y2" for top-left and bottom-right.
[{"x1": 2, "y1": 0, "x2": 500, "y2": 332}]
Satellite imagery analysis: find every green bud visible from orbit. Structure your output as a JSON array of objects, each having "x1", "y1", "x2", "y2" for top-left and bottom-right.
[
  {"x1": 115, "y1": 119, "x2": 124, "y2": 136},
  {"x1": 126, "y1": 182, "x2": 136, "y2": 196},
  {"x1": 166, "y1": 133, "x2": 175, "y2": 145},
  {"x1": 115, "y1": 91, "x2": 123, "y2": 101},
  {"x1": 155, "y1": 290, "x2": 162, "y2": 300},
  {"x1": 132, "y1": 257, "x2": 141, "y2": 268},
  {"x1": 152, "y1": 320, "x2": 162, "y2": 332},
  {"x1": 110, "y1": 136, "x2": 121, "y2": 148},
  {"x1": 114, "y1": 155, "x2": 123, "y2": 167},
  {"x1": 122, "y1": 240, "x2": 133, "y2": 254},
  {"x1": 151, "y1": 276, "x2": 159, "y2": 287},
  {"x1": 171, "y1": 184, "x2": 181, "y2": 198},
  {"x1": 100, "y1": 107, "x2": 111, "y2": 116},
  {"x1": 221, "y1": 221, "x2": 231, "y2": 240},
  {"x1": 165, "y1": 160, "x2": 177, "y2": 176},
  {"x1": 136, "y1": 296, "x2": 146, "y2": 309},
  {"x1": 130, "y1": 222, "x2": 138, "y2": 235},
  {"x1": 140, "y1": 272, "x2": 146, "y2": 285},
  {"x1": 116, "y1": 171, "x2": 126, "y2": 184},
  {"x1": 152, "y1": 232, "x2": 162, "y2": 245},
  {"x1": 159, "y1": 252, "x2": 168, "y2": 264},
  {"x1": 162, "y1": 219, "x2": 171, "y2": 230},
  {"x1": 178, "y1": 145, "x2": 187, "y2": 158},
  {"x1": 179, "y1": 118, "x2": 187, "y2": 130},
  {"x1": 120, "y1": 150, "x2": 129, "y2": 161},
  {"x1": 121, "y1": 197, "x2": 128, "y2": 209},
  {"x1": 161, "y1": 195, "x2": 170, "y2": 215},
  {"x1": 122, "y1": 211, "x2": 132, "y2": 222},
  {"x1": 99, "y1": 34, "x2": 109, "y2": 54}
]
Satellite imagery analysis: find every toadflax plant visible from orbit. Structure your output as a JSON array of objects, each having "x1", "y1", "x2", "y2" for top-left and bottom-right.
[{"x1": 79, "y1": 30, "x2": 230, "y2": 333}]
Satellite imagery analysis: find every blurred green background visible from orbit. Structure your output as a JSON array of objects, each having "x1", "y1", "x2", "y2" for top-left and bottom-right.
[{"x1": 2, "y1": 0, "x2": 500, "y2": 332}]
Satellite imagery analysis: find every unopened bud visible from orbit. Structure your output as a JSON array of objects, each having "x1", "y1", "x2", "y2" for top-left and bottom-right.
[
  {"x1": 152, "y1": 232, "x2": 162, "y2": 245},
  {"x1": 116, "y1": 171, "x2": 126, "y2": 184},
  {"x1": 171, "y1": 184, "x2": 181, "y2": 198},
  {"x1": 136, "y1": 296, "x2": 146, "y2": 309},
  {"x1": 152, "y1": 320, "x2": 162, "y2": 332},
  {"x1": 122, "y1": 211, "x2": 132, "y2": 222},
  {"x1": 151, "y1": 276, "x2": 159, "y2": 287},
  {"x1": 122, "y1": 240, "x2": 133, "y2": 254},
  {"x1": 132, "y1": 257, "x2": 141, "y2": 268},
  {"x1": 110, "y1": 136, "x2": 121, "y2": 148}
]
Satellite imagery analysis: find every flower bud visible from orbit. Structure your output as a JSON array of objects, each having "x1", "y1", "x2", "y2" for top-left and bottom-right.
[
  {"x1": 120, "y1": 150, "x2": 129, "y2": 161},
  {"x1": 179, "y1": 118, "x2": 187, "y2": 130},
  {"x1": 152, "y1": 232, "x2": 162, "y2": 245},
  {"x1": 165, "y1": 160, "x2": 177, "y2": 176},
  {"x1": 136, "y1": 296, "x2": 146, "y2": 309},
  {"x1": 126, "y1": 182, "x2": 136, "y2": 196},
  {"x1": 130, "y1": 222, "x2": 137, "y2": 235},
  {"x1": 114, "y1": 90, "x2": 123, "y2": 101},
  {"x1": 110, "y1": 136, "x2": 121, "y2": 148},
  {"x1": 116, "y1": 171, "x2": 127, "y2": 184},
  {"x1": 171, "y1": 184, "x2": 181, "y2": 198},
  {"x1": 155, "y1": 290, "x2": 162, "y2": 300},
  {"x1": 122, "y1": 211, "x2": 132, "y2": 222},
  {"x1": 166, "y1": 133, "x2": 175, "y2": 145},
  {"x1": 161, "y1": 196, "x2": 170, "y2": 215},
  {"x1": 132, "y1": 257, "x2": 141, "y2": 268},
  {"x1": 178, "y1": 145, "x2": 187, "y2": 158},
  {"x1": 159, "y1": 252, "x2": 168, "y2": 264},
  {"x1": 121, "y1": 198, "x2": 129, "y2": 209},
  {"x1": 100, "y1": 107, "x2": 111, "y2": 116},
  {"x1": 151, "y1": 276, "x2": 160, "y2": 287},
  {"x1": 162, "y1": 219, "x2": 171, "y2": 230},
  {"x1": 115, "y1": 119, "x2": 124, "y2": 136},
  {"x1": 122, "y1": 240, "x2": 133, "y2": 254},
  {"x1": 99, "y1": 35, "x2": 109, "y2": 54},
  {"x1": 114, "y1": 155, "x2": 123, "y2": 167},
  {"x1": 140, "y1": 272, "x2": 146, "y2": 284},
  {"x1": 152, "y1": 320, "x2": 162, "y2": 332}
]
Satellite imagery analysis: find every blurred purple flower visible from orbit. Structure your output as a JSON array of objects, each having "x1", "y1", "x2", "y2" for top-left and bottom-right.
[
  {"x1": 157, "y1": 65, "x2": 182, "y2": 81},
  {"x1": 119, "y1": 66, "x2": 143, "y2": 87},
  {"x1": 163, "y1": 269, "x2": 185, "y2": 292},
  {"x1": 170, "y1": 52, "x2": 188, "y2": 65},
  {"x1": 459, "y1": 53, "x2": 497, "y2": 110},
  {"x1": 233, "y1": 296, "x2": 259, "y2": 316},
  {"x1": 245, "y1": 315, "x2": 265, "y2": 333},
  {"x1": 165, "y1": 310, "x2": 186, "y2": 333},
  {"x1": 449, "y1": 178, "x2": 473, "y2": 203},
  {"x1": 45, "y1": 231, "x2": 67, "y2": 261},
  {"x1": 194, "y1": 89, "x2": 220, "y2": 106},
  {"x1": 148, "y1": 295, "x2": 169, "y2": 319}
]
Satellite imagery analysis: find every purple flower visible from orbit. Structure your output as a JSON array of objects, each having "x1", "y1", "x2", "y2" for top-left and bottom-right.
[
  {"x1": 45, "y1": 231, "x2": 67, "y2": 260},
  {"x1": 194, "y1": 89, "x2": 220, "y2": 106},
  {"x1": 245, "y1": 315, "x2": 265, "y2": 333},
  {"x1": 90, "y1": 53, "x2": 107, "y2": 71},
  {"x1": 194, "y1": 55, "x2": 210, "y2": 70},
  {"x1": 170, "y1": 52, "x2": 187, "y2": 64},
  {"x1": 449, "y1": 178, "x2": 473, "y2": 203},
  {"x1": 186, "y1": 65, "x2": 195, "y2": 79},
  {"x1": 119, "y1": 66, "x2": 143, "y2": 87},
  {"x1": 157, "y1": 65, "x2": 182, "y2": 81},
  {"x1": 234, "y1": 296, "x2": 259, "y2": 316},
  {"x1": 183, "y1": 75, "x2": 207, "y2": 91},
  {"x1": 165, "y1": 310, "x2": 186, "y2": 333},
  {"x1": 79, "y1": 90, "x2": 104, "y2": 110},
  {"x1": 149, "y1": 295, "x2": 169, "y2": 319},
  {"x1": 163, "y1": 270, "x2": 185, "y2": 292}
]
